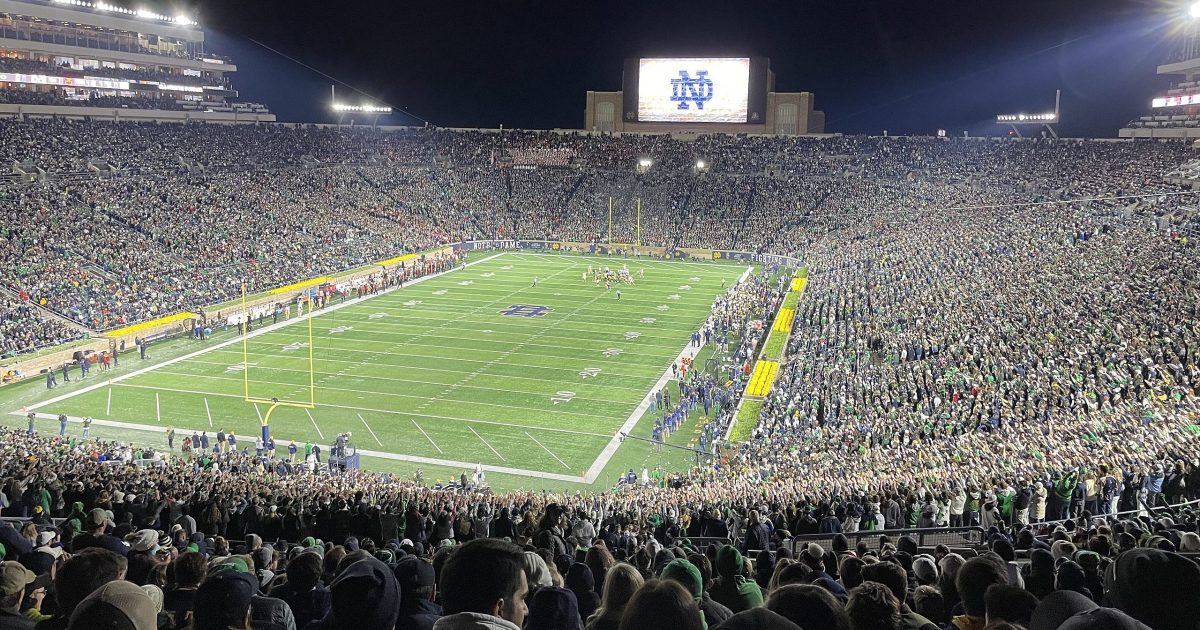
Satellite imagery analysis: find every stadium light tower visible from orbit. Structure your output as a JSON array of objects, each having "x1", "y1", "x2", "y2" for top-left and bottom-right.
[
  {"x1": 995, "y1": 89, "x2": 1061, "y2": 138},
  {"x1": 1191, "y1": 1, "x2": 1200, "y2": 19},
  {"x1": 330, "y1": 85, "x2": 392, "y2": 129}
]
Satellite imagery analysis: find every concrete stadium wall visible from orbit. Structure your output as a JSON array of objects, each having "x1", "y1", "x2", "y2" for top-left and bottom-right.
[
  {"x1": 0, "y1": 104, "x2": 275, "y2": 123},
  {"x1": 2, "y1": 338, "x2": 113, "y2": 386}
]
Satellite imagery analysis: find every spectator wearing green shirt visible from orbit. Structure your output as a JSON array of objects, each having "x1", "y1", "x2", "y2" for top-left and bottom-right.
[{"x1": 709, "y1": 545, "x2": 763, "y2": 614}]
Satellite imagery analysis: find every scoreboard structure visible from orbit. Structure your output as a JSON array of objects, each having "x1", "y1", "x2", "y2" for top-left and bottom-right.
[{"x1": 584, "y1": 57, "x2": 824, "y2": 135}]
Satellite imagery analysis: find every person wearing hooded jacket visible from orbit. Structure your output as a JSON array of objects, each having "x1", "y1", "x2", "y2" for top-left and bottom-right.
[
  {"x1": 1021, "y1": 548, "x2": 1055, "y2": 599},
  {"x1": 565, "y1": 564, "x2": 600, "y2": 622},
  {"x1": 709, "y1": 545, "x2": 763, "y2": 614}
]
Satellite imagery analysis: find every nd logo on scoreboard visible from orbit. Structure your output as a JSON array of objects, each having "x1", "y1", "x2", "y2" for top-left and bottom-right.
[{"x1": 670, "y1": 70, "x2": 714, "y2": 110}]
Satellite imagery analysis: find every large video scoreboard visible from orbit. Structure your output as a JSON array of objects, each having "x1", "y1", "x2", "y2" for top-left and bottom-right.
[{"x1": 623, "y1": 57, "x2": 769, "y2": 124}]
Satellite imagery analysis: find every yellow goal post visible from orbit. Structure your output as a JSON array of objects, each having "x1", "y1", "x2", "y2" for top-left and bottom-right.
[{"x1": 241, "y1": 283, "x2": 316, "y2": 442}]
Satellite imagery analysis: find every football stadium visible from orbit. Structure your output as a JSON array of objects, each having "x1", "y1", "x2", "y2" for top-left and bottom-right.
[{"x1": 1, "y1": 0, "x2": 1200, "y2": 628}]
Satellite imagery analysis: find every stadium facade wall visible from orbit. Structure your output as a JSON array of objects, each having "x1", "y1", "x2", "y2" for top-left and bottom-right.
[
  {"x1": 0, "y1": 36, "x2": 228, "y2": 75},
  {"x1": 0, "y1": 104, "x2": 275, "y2": 123},
  {"x1": 1, "y1": 338, "x2": 113, "y2": 386},
  {"x1": 1119, "y1": 126, "x2": 1200, "y2": 139}
]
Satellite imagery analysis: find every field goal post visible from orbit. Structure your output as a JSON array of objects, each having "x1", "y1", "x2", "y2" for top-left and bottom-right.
[{"x1": 241, "y1": 283, "x2": 316, "y2": 444}]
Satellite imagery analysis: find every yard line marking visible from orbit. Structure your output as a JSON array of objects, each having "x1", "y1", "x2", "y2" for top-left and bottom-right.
[
  {"x1": 299, "y1": 313, "x2": 690, "y2": 341},
  {"x1": 20, "y1": 252, "x2": 507, "y2": 415},
  {"x1": 12, "y1": 412, "x2": 584, "y2": 483},
  {"x1": 203, "y1": 397, "x2": 213, "y2": 428},
  {"x1": 155, "y1": 393, "x2": 161, "y2": 423},
  {"x1": 147, "y1": 369, "x2": 625, "y2": 418},
  {"x1": 468, "y1": 425, "x2": 505, "y2": 462},
  {"x1": 411, "y1": 419, "x2": 442, "y2": 454},
  {"x1": 285, "y1": 327, "x2": 686, "y2": 356},
  {"x1": 357, "y1": 413, "x2": 383, "y2": 446},
  {"x1": 106, "y1": 388, "x2": 112, "y2": 416},
  {"x1": 253, "y1": 403, "x2": 263, "y2": 424},
  {"x1": 519, "y1": 252, "x2": 745, "y2": 268},
  {"x1": 526, "y1": 431, "x2": 571, "y2": 471},
  {"x1": 105, "y1": 382, "x2": 614, "y2": 438},
  {"x1": 304, "y1": 408, "x2": 325, "y2": 440},
  {"x1": 211, "y1": 343, "x2": 669, "y2": 375}
]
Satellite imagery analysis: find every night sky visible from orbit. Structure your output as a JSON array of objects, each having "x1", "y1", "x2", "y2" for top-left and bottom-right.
[{"x1": 187, "y1": 0, "x2": 1187, "y2": 136}]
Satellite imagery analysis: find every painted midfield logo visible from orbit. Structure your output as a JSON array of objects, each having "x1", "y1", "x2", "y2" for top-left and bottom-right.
[
  {"x1": 670, "y1": 70, "x2": 714, "y2": 110},
  {"x1": 500, "y1": 304, "x2": 553, "y2": 318}
]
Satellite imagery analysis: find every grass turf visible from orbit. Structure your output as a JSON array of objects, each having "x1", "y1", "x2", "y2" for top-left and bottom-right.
[{"x1": 16, "y1": 253, "x2": 749, "y2": 491}]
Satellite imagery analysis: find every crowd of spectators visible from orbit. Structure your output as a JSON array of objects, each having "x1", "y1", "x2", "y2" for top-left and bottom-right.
[
  {"x1": 0, "y1": 422, "x2": 1198, "y2": 630},
  {"x1": 0, "y1": 121, "x2": 1193, "y2": 353},
  {"x1": 0, "y1": 119, "x2": 1198, "y2": 625},
  {"x1": 0, "y1": 302, "x2": 81, "y2": 359}
]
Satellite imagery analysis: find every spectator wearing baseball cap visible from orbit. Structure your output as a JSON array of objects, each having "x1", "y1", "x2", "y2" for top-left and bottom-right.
[
  {"x1": 70, "y1": 510, "x2": 126, "y2": 557},
  {"x1": 66, "y1": 581, "x2": 157, "y2": 630},
  {"x1": 0, "y1": 561, "x2": 36, "y2": 629},
  {"x1": 395, "y1": 555, "x2": 440, "y2": 630}
]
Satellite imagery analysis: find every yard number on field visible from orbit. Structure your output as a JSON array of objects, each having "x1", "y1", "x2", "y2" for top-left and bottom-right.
[
  {"x1": 579, "y1": 367, "x2": 602, "y2": 379},
  {"x1": 603, "y1": 348, "x2": 623, "y2": 357},
  {"x1": 551, "y1": 391, "x2": 576, "y2": 404},
  {"x1": 640, "y1": 317, "x2": 656, "y2": 324},
  {"x1": 282, "y1": 342, "x2": 309, "y2": 352},
  {"x1": 624, "y1": 331, "x2": 641, "y2": 340}
]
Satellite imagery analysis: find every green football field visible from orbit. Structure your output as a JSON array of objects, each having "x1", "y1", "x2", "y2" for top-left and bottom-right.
[{"x1": 22, "y1": 253, "x2": 749, "y2": 487}]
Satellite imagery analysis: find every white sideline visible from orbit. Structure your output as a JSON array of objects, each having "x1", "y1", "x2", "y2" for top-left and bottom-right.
[
  {"x1": 20, "y1": 411, "x2": 588, "y2": 483},
  {"x1": 581, "y1": 264, "x2": 755, "y2": 483}
]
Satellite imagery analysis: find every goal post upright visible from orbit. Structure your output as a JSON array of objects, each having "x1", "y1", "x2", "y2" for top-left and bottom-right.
[
  {"x1": 241, "y1": 282, "x2": 317, "y2": 445},
  {"x1": 608, "y1": 196, "x2": 613, "y2": 246},
  {"x1": 636, "y1": 197, "x2": 642, "y2": 246}
]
